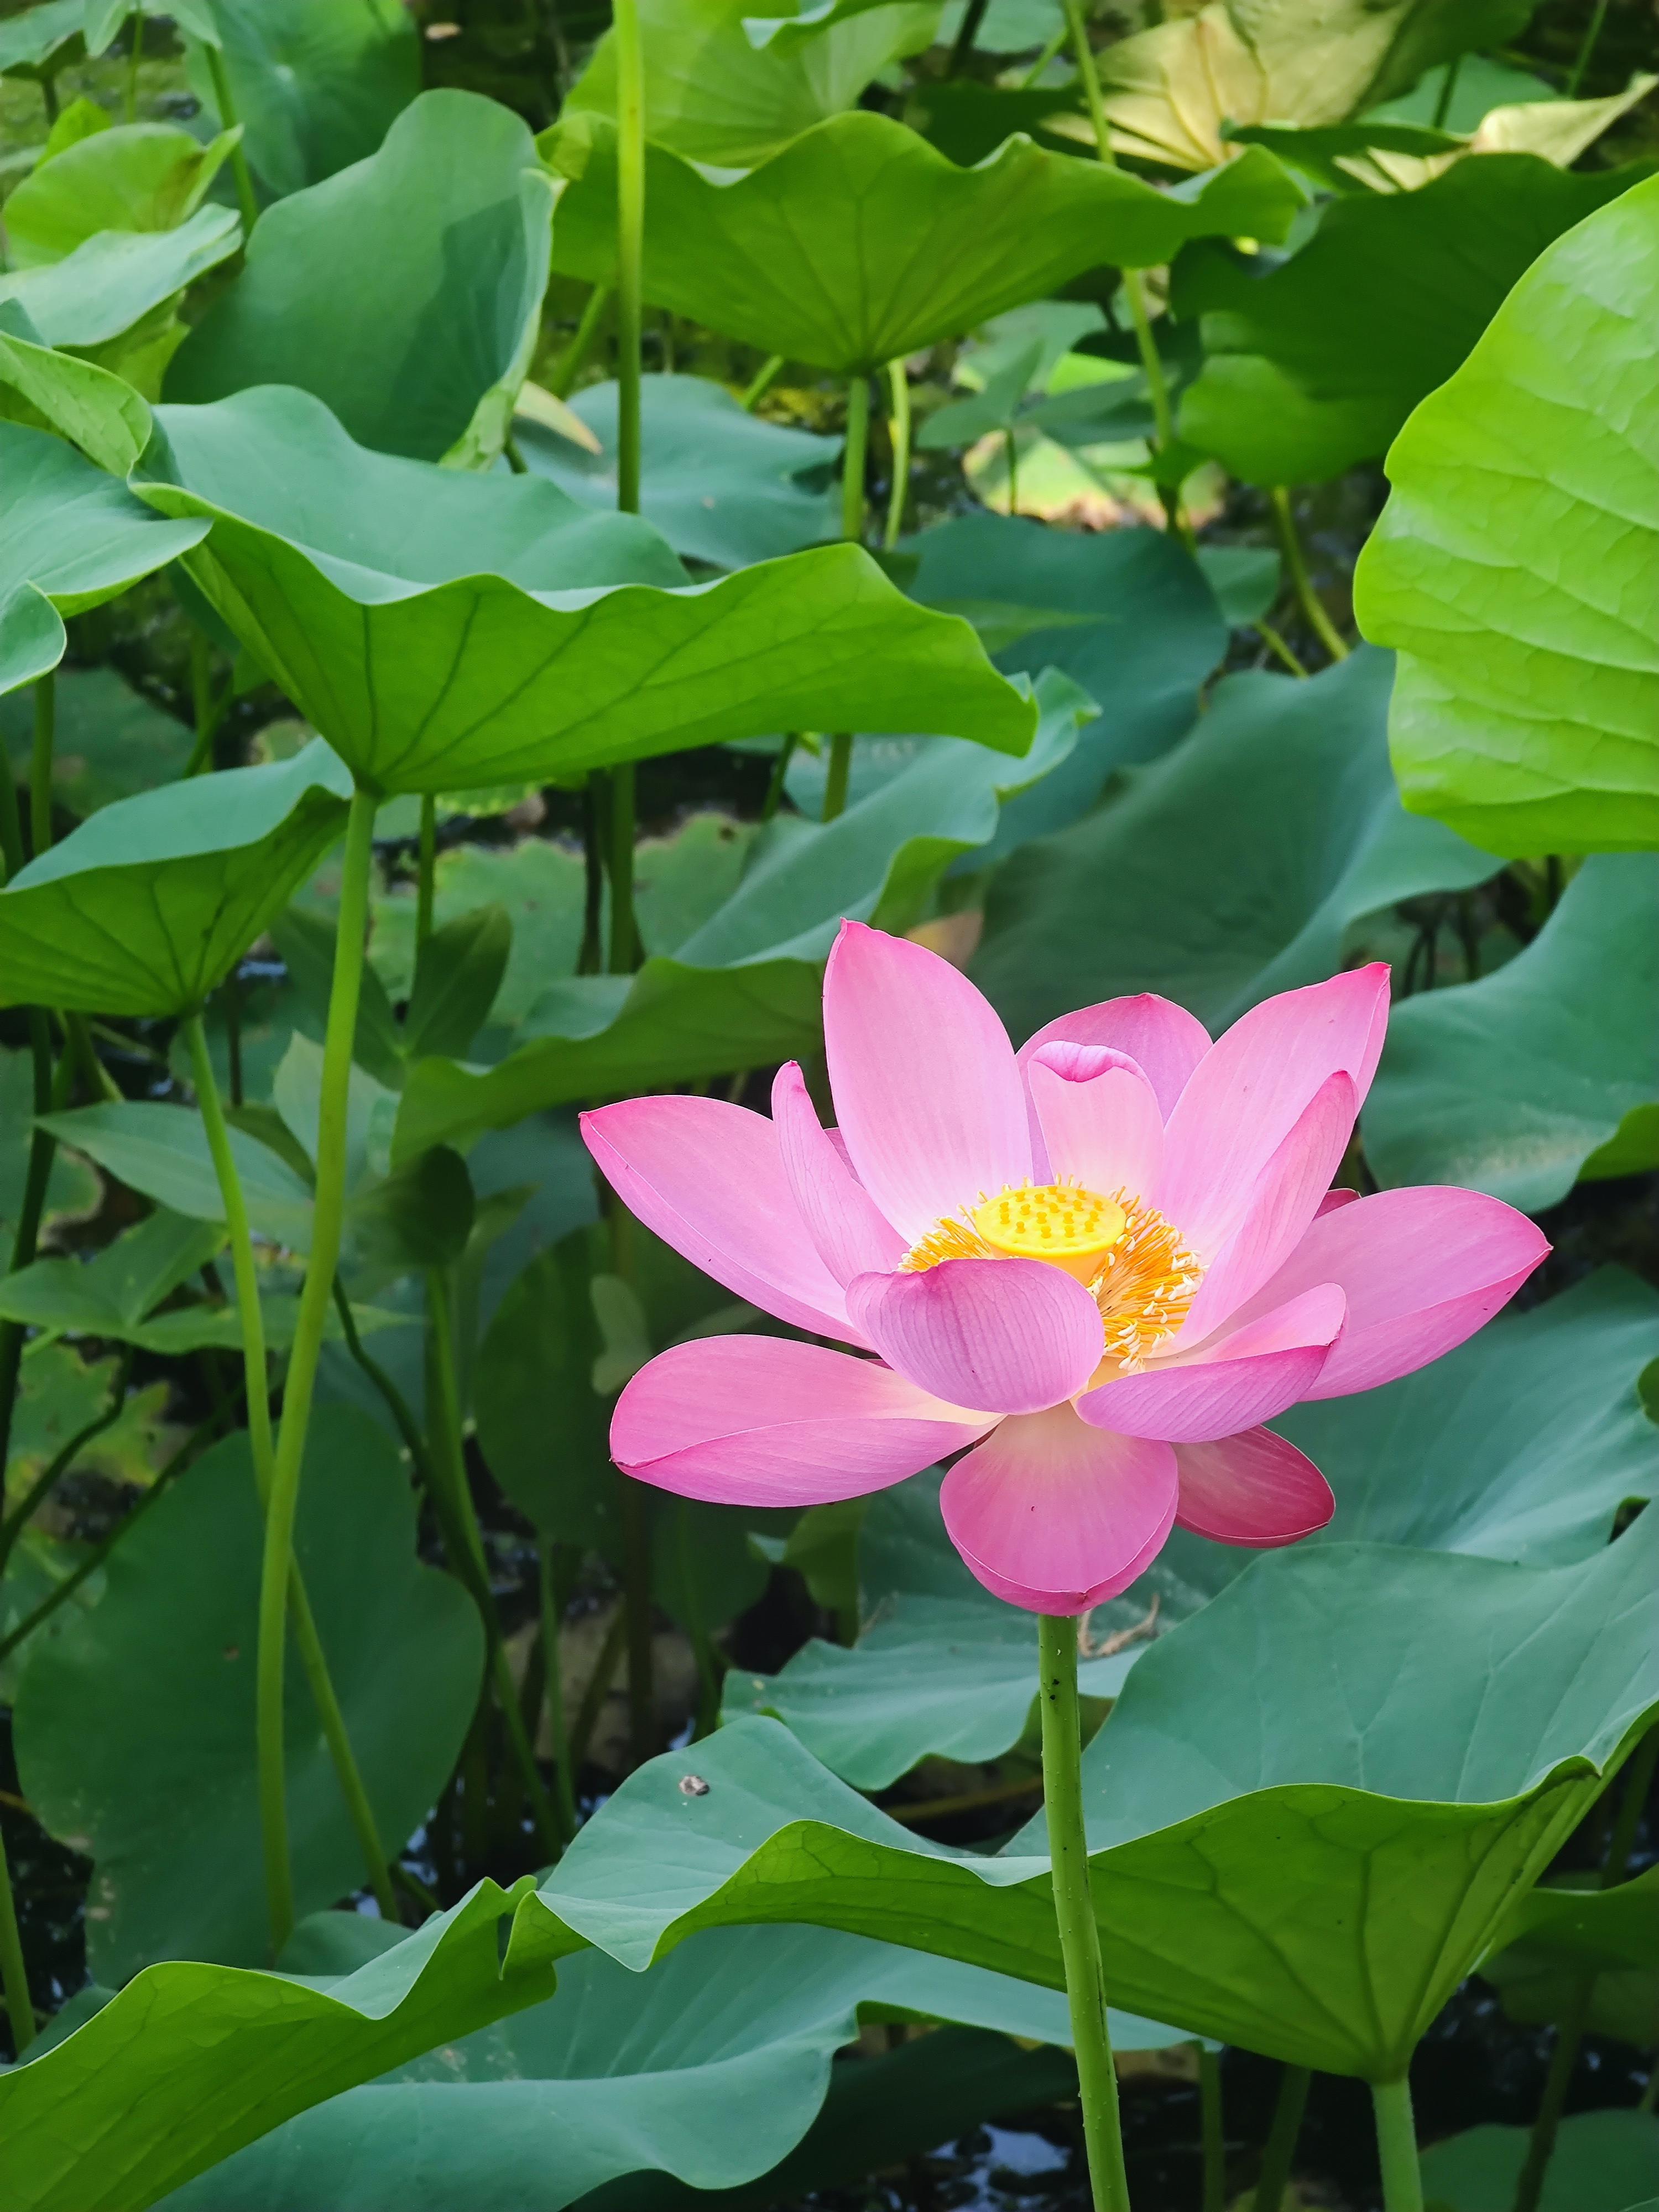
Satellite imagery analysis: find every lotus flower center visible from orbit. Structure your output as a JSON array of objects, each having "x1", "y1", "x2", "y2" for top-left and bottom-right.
[
  {"x1": 902, "y1": 1181, "x2": 1206, "y2": 1369},
  {"x1": 972, "y1": 1182, "x2": 1127, "y2": 1282}
]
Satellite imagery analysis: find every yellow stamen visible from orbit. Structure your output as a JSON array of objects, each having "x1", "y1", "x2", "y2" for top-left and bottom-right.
[{"x1": 901, "y1": 1182, "x2": 1202, "y2": 1369}]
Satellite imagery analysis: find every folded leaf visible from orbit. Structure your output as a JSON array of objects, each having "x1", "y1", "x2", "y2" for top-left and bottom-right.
[{"x1": 0, "y1": 206, "x2": 242, "y2": 352}]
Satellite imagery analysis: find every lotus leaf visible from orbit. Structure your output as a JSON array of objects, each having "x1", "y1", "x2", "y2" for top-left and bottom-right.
[
  {"x1": 3, "y1": 122, "x2": 241, "y2": 268},
  {"x1": 138, "y1": 386, "x2": 1034, "y2": 796},
  {"x1": 543, "y1": 110, "x2": 1301, "y2": 372},
  {"x1": 1354, "y1": 171, "x2": 1659, "y2": 853},
  {"x1": 1363, "y1": 856, "x2": 1659, "y2": 1211},
  {"x1": 0, "y1": 308, "x2": 154, "y2": 476},
  {"x1": 167, "y1": 91, "x2": 554, "y2": 468},
  {"x1": 1417, "y1": 2111, "x2": 1659, "y2": 2212},
  {"x1": 0, "y1": 207, "x2": 242, "y2": 355}
]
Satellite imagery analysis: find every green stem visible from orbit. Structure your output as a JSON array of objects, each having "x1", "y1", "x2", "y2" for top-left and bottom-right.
[
  {"x1": 416, "y1": 796, "x2": 437, "y2": 951},
  {"x1": 569, "y1": 1599, "x2": 628, "y2": 1773},
  {"x1": 740, "y1": 354, "x2": 784, "y2": 411},
  {"x1": 330, "y1": 1277, "x2": 432, "y2": 1481},
  {"x1": 255, "y1": 785, "x2": 376, "y2": 1956},
  {"x1": 1511, "y1": 1721, "x2": 1659, "y2": 2212},
  {"x1": 1371, "y1": 2077, "x2": 1422, "y2": 2212},
  {"x1": 1566, "y1": 0, "x2": 1609, "y2": 96},
  {"x1": 426, "y1": 1267, "x2": 561, "y2": 1856},
  {"x1": 760, "y1": 733, "x2": 799, "y2": 823},
  {"x1": 539, "y1": 1543, "x2": 578, "y2": 1840},
  {"x1": 1199, "y1": 2046, "x2": 1225, "y2": 2212},
  {"x1": 842, "y1": 373, "x2": 870, "y2": 542},
  {"x1": 1430, "y1": 54, "x2": 1463, "y2": 126},
  {"x1": 124, "y1": 3, "x2": 143, "y2": 121},
  {"x1": 28, "y1": 673, "x2": 53, "y2": 859},
  {"x1": 1251, "y1": 2063, "x2": 1310, "y2": 2212},
  {"x1": 613, "y1": 0, "x2": 645, "y2": 518},
  {"x1": 579, "y1": 775, "x2": 606, "y2": 974},
  {"x1": 185, "y1": 1011, "x2": 397, "y2": 1924},
  {"x1": 0, "y1": 1012, "x2": 60, "y2": 1493},
  {"x1": 1060, "y1": 0, "x2": 1184, "y2": 538},
  {"x1": 551, "y1": 283, "x2": 612, "y2": 398},
  {"x1": 1255, "y1": 621, "x2": 1308, "y2": 678},
  {"x1": 205, "y1": 44, "x2": 260, "y2": 236},
  {"x1": 950, "y1": 0, "x2": 991, "y2": 71},
  {"x1": 606, "y1": 761, "x2": 637, "y2": 973},
  {"x1": 1004, "y1": 425, "x2": 1019, "y2": 517},
  {"x1": 1018, "y1": 20, "x2": 1070, "y2": 85},
  {"x1": 883, "y1": 360, "x2": 911, "y2": 550},
  {"x1": 0, "y1": 1819, "x2": 33, "y2": 2056},
  {"x1": 1037, "y1": 1614, "x2": 1130, "y2": 2212},
  {"x1": 822, "y1": 734, "x2": 853, "y2": 823},
  {"x1": 1271, "y1": 488, "x2": 1349, "y2": 662},
  {"x1": 185, "y1": 632, "x2": 225, "y2": 776},
  {"x1": 619, "y1": 1451, "x2": 655, "y2": 1766},
  {"x1": 39, "y1": 72, "x2": 58, "y2": 126}
]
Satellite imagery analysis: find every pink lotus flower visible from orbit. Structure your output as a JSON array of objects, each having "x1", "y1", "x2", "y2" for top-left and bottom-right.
[{"x1": 581, "y1": 925, "x2": 1548, "y2": 1615}]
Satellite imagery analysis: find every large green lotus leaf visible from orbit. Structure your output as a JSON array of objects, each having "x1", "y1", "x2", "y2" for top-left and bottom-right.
[
  {"x1": 139, "y1": 385, "x2": 1035, "y2": 794},
  {"x1": 39, "y1": 1100, "x2": 317, "y2": 1251},
  {"x1": 166, "y1": 91, "x2": 554, "y2": 469},
  {"x1": 390, "y1": 673, "x2": 1088, "y2": 1157},
  {"x1": 0, "y1": 306, "x2": 155, "y2": 477},
  {"x1": 564, "y1": 0, "x2": 939, "y2": 168},
  {"x1": 3, "y1": 122, "x2": 240, "y2": 268},
  {"x1": 1363, "y1": 856, "x2": 1659, "y2": 1213},
  {"x1": 1482, "y1": 1865, "x2": 1659, "y2": 2048},
  {"x1": 9, "y1": 1517, "x2": 1659, "y2": 2206},
  {"x1": 0, "y1": 0, "x2": 84, "y2": 76},
  {"x1": 0, "y1": 420, "x2": 204, "y2": 689},
  {"x1": 973, "y1": 645, "x2": 1495, "y2": 1041},
  {"x1": 13, "y1": 1409, "x2": 483, "y2": 1979},
  {"x1": 0, "y1": 741, "x2": 353, "y2": 1017},
  {"x1": 0, "y1": 207, "x2": 242, "y2": 352},
  {"x1": 517, "y1": 375, "x2": 838, "y2": 571},
  {"x1": 0, "y1": 665, "x2": 193, "y2": 817},
  {"x1": 732, "y1": 1270, "x2": 1659, "y2": 1785},
  {"x1": 1418, "y1": 2112, "x2": 1659, "y2": 2212},
  {"x1": 161, "y1": 1924, "x2": 1110, "y2": 2211},
  {"x1": 1178, "y1": 156, "x2": 1644, "y2": 488},
  {"x1": 903, "y1": 512, "x2": 1227, "y2": 860},
  {"x1": 1086, "y1": 0, "x2": 1534, "y2": 170},
  {"x1": 543, "y1": 110, "x2": 1302, "y2": 372},
  {"x1": 187, "y1": 0, "x2": 420, "y2": 200},
  {"x1": 1354, "y1": 173, "x2": 1659, "y2": 855}
]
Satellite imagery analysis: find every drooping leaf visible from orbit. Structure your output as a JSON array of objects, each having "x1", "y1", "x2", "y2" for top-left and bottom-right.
[
  {"x1": 1363, "y1": 857, "x2": 1659, "y2": 1212},
  {"x1": 3, "y1": 122, "x2": 241, "y2": 268},
  {"x1": 1082, "y1": 0, "x2": 1535, "y2": 171},
  {"x1": 13, "y1": 1411, "x2": 483, "y2": 1979},
  {"x1": 10, "y1": 1512, "x2": 1659, "y2": 2205},
  {"x1": 161, "y1": 1923, "x2": 1097, "y2": 2212},
  {"x1": 186, "y1": 0, "x2": 421, "y2": 200},
  {"x1": 1482, "y1": 1864, "x2": 1659, "y2": 2048},
  {"x1": 563, "y1": 0, "x2": 940, "y2": 168},
  {"x1": 1417, "y1": 2111, "x2": 1659, "y2": 2212},
  {"x1": 140, "y1": 386, "x2": 1035, "y2": 796},
  {"x1": 0, "y1": 0, "x2": 85, "y2": 79},
  {"x1": 40, "y1": 1101, "x2": 316, "y2": 1252},
  {"x1": 167, "y1": 91, "x2": 555, "y2": 468},
  {"x1": 0, "y1": 308, "x2": 154, "y2": 477},
  {"x1": 0, "y1": 207, "x2": 243, "y2": 353},
  {"x1": 0, "y1": 420, "x2": 205, "y2": 700},
  {"x1": 392, "y1": 673, "x2": 1091, "y2": 1156},
  {"x1": 517, "y1": 375, "x2": 839, "y2": 571},
  {"x1": 1177, "y1": 156, "x2": 1645, "y2": 487},
  {"x1": 544, "y1": 111, "x2": 1302, "y2": 372},
  {"x1": 0, "y1": 742, "x2": 353, "y2": 1018},
  {"x1": 973, "y1": 646, "x2": 1495, "y2": 1041},
  {"x1": 1354, "y1": 172, "x2": 1659, "y2": 855}
]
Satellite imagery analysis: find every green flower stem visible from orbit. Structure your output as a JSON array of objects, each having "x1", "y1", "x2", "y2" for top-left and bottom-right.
[
  {"x1": 551, "y1": 283, "x2": 613, "y2": 398},
  {"x1": 1566, "y1": 0, "x2": 1610, "y2": 96},
  {"x1": 606, "y1": 761, "x2": 638, "y2": 972},
  {"x1": 1255, "y1": 621, "x2": 1308, "y2": 679},
  {"x1": 0, "y1": 1815, "x2": 33, "y2": 2056},
  {"x1": 205, "y1": 43, "x2": 260, "y2": 237},
  {"x1": 1037, "y1": 1614, "x2": 1131, "y2": 2212},
  {"x1": 1371, "y1": 2077, "x2": 1423, "y2": 2212},
  {"x1": 1198, "y1": 2046, "x2": 1225, "y2": 2212},
  {"x1": 821, "y1": 375, "x2": 873, "y2": 824},
  {"x1": 760, "y1": 732, "x2": 800, "y2": 822},
  {"x1": 1251, "y1": 2063, "x2": 1310, "y2": 2211},
  {"x1": 539, "y1": 1543, "x2": 578, "y2": 1840},
  {"x1": 1018, "y1": 20, "x2": 1071, "y2": 86},
  {"x1": 1061, "y1": 0, "x2": 1186, "y2": 537},
  {"x1": 949, "y1": 0, "x2": 991, "y2": 71},
  {"x1": 184, "y1": 1010, "x2": 398, "y2": 1924},
  {"x1": 425, "y1": 1266, "x2": 561, "y2": 1856},
  {"x1": 1270, "y1": 488, "x2": 1349, "y2": 663},
  {"x1": 330, "y1": 1278, "x2": 434, "y2": 1481},
  {"x1": 416, "y1": 796, "x2": 437, "y2": 950},
  {"x1": 255, "y1": 785, "x2": 377, "y2": 1955},
  {"x1": 883, "y1": 359, "x2": 912, "y2": 551},
  {"x1": 123, "y1": 4, "x2": 143, "y2": 121},
  {"x1": 1511, "y1": 1719, "x2": 1659, "y2": 2212},
  {"x1": 614, "y1": 0, "x2": 645, "y2": 514},
  {"x1": 29, "y1": 672, "x2": 53, "y2": 859},
  {"x1": 740, "y1": 354, "x2": 785, "y2": 411}
]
